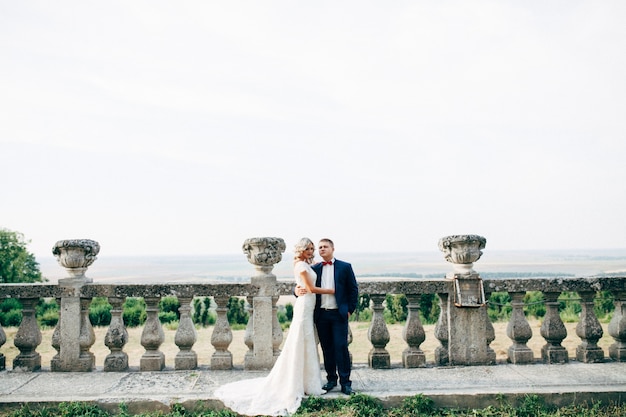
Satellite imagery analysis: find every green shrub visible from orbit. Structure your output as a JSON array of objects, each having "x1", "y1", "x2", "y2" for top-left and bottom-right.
[
  {"x1": 39, "y1": 310, "x2": 59, "y2": 327},
  {"x1": 89, "y1": 298, "x2": 112, "y2": 326},
  {"x1": 385, "y1": 294, "x2": 408, "y2": 323},
  {"x1": 123, "y1": 298, "x2": 146, "y2": 327},
  {"x1": 160, "y1": 296, "x2": 181, "y2": 320},
  {"x1": 193, "y1": 297, "x2": 216, "y2": 327},
  {"x1": 227, "y1": 297, "x2": 248, "y2": 325},
  {"x1": 2, "y1": 309, "x2": 22, "y2": 326},
  {"x1": 159, "y1": 311, "x2": 178, "y2": 324},
  {"x1": 1, "y1": 298, "x2": 21, "y2": 312}
]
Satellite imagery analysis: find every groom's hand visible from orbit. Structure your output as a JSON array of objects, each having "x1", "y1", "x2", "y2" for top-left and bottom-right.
[{"x1": 295, "y1": 285, "x2": 308, "y2": 296}]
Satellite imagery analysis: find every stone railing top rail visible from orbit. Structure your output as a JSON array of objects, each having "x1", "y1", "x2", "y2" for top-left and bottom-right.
[{"x1": 1, "y1": 276, "x2": 624, "y2": 299}]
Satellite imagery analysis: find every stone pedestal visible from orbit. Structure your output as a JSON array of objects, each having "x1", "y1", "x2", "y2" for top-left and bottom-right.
[
  {"x1": 439, "y1": 235, "x2": 494, "y2": 366},
  {"x1": 242, "y1": 237, "x2": 286, "y2": 371},
  {"x1": 447, "y1": 301, "x2": 496, "y2": 366},
  {"x1": 246, "y1": 291, "x2": 275, "y2": 370},
  {"x1": 51, "y1": 239, "x2": 99, "y2": 372}
]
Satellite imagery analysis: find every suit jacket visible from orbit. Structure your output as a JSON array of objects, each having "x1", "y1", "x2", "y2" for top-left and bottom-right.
[{"x1": 312, "y1": 259, "x2": 359, "y2": 322}]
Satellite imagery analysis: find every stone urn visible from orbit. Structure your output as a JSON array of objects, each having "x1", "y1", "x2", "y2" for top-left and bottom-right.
[
  {"x1": 242, "y1": 237, "x2": 286, "y2": 276},
  {"x1": 438, "y1": 234, "x2": 486, "y2": 278},
  {"x1": 52, "y1": 239, "x2": 100, "y2": 282}
]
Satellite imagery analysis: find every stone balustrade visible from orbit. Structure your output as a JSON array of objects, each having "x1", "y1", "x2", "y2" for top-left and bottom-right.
[
  {"x1": 0, "y1": 235, "x2": 624, "y2": 374},
  {"x1": 1, "y1": 276, "x2": 625, "y2": 373}
]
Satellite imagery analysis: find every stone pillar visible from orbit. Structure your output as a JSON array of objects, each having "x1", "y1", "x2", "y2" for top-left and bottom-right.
[
  {"x1": 608, "y1": 291, "x2": 626, "y2": 361},
  {"x1": 434, "y1": 292, "x2": 449, "y2": 366},
  {"x1": 271, "y1": 295, "x2": 283, "y2": 359},
  {"x1": 51, "y1": 239, "x2": 99, "y2": 372},
  {"x1": 13, "y1": 297, "x2": 42, "y2": 371},
  {"x1": 540, "y1": 292, "x2": 568, "y2": 363},
  {"x1": 402, "y1": 293, "x2": 425, "y2": 368},
  {"x1": 175, "y1": 296, "x2": 198, "y2": 370},
  {"x1": 506, "y1": 291, "x2": 534, "y2": 364},
  {"x1": 104, "y1": 296, "x2": 129, "y2": 371},
  {"x1": 439, "y1": 234, "x2": 494, "y2": 366},
  {"x1": 576, "y1": 291, "x2": 604, "y2": 363},
  {"x1": 242, "y1": 237, "x2": 285, "y2": 370},
  {"x1": 368, "y1": 294, "x2": 390, "y2": 368},
  {"x1": 211, "y1": 295, "x2": 233, "y2": 370},
  {"x1": 140, "y1": 296, "x2": 165, "y2": 371}
]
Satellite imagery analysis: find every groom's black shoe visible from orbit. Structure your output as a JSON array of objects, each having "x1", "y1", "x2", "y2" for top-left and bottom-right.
[
  {"x1": 341, "y1": 385, "x2": 355, "y2": 395},
  {"x1": 322, "y1": 381, "x2": 337, "y2": 392}
]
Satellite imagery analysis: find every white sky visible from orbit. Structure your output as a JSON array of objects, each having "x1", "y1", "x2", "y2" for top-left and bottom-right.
[{"x1": 1, "y1": 1, "x2": 625, "y2": 260}]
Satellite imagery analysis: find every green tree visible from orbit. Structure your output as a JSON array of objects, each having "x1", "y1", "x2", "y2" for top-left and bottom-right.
[{"x1": 0, "y1": 228, "x2": 44, "y2": 283}]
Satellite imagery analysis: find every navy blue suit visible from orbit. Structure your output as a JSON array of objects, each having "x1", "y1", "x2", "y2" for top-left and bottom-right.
[{"x1": 312, "y1": 259, "x2": 359, "y2": 388}]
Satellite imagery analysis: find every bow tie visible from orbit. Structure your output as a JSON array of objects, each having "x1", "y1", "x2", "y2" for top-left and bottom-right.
[{"x1": 322, "y1": 261, "x2": 333, "y2": 266}]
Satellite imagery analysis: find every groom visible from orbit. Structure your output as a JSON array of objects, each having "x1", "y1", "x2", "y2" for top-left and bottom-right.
[{"x1": 310, "y1": 238, "x2": 359, "y2": 395}]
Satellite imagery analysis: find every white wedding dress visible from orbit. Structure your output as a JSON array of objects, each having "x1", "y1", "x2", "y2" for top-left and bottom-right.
[{"x1": 214, "y1": 261, "x2": 323, "y2": 416}]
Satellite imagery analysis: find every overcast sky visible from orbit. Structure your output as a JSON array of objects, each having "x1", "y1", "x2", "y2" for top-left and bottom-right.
[{"x1": 1, "y1": 1, "x2": 625, "y2": 261}]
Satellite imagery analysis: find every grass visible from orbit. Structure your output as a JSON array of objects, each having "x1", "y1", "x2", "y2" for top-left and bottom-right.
[{"x1": 2, "y1": 395, "x2": 626, "y2": 417}]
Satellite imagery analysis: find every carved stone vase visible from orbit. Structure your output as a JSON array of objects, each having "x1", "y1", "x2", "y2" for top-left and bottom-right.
[
  {"x1": 438, "y1": 234, "x2": 486, "y2": 278},
  {"x1": 52, "y1": 239, "x2": 100, "y2": 283},
  {"x1": 242, "y1": 237, "x2": 286, "y2": 277}
]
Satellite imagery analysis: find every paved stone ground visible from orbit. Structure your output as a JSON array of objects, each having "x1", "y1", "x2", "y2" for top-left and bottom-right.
[{"x1": 1, "y1": 362, "x2": 625, "y2": 414}]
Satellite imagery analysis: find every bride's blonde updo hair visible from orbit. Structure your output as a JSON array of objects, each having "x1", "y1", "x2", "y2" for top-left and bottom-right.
[{"x1": 293, "y1": 237, "x2": 315, "y2": 264}]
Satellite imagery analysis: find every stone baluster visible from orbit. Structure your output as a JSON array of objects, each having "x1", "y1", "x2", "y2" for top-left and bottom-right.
[
  {"x1": 242, "y1": 237, "x2": 286, "y2": 370},
  {"x1": 13, "y1": 297, "x2": 42, "y2": 371},
  {"x1": 140, "y1": 296, "x2": 165, "y2": 371},
  {"x1": 244, "y1": 295, "x2": 254, "y2": 364},
  {"x1": 608, "y1": 291, "x2": 626, "y2": 361},
  {"x1": 0, "y1": 321, "x2": 5, "y2": 371},
  {"x1": 104, "y1": 296, "x2": 129, "y2": 371},
  {"x1": 211, "y1": 295, "x2": 233, "y2": 370},
  {"x1": 483, "y1": 287, "x2": 496, "y2": 365},
  {"x1": 576, "y1": 291, "x2": 604, "y2": 363},
  {"x1": 272, "y1": 295, "x2": 282, "y2": 359},
  {"x1": 51, "y1": 297, "x2": 61, "y2": 368},
  {"x1": 78, "y1": 297, "x2": 96, "y2": 370},
  {"x1": 540, "y1": 292, "x2": 568, "y2": 363},
  {"x1": 175, "y1": 296, "x2": 198, "y2": 370},
  {"x1": 368, "y1": 294, "x2": 390, "y2": 368},
  {"x1": 434, "y1": 292, "x2": 449, "y2": 366},
  {"x1": 506, "y1": 291, "x2": 534, "y2": 364},
  {"x1": 402, "y1": 293, "x2": 425, "y2": 368}
]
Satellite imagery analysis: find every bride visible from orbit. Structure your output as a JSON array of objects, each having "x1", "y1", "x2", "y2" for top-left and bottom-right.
[{"x1": 214, "y1": 237, "x2": 334, "y2": 416}]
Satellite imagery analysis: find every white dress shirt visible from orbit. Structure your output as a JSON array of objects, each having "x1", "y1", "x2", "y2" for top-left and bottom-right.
[{"x1": 320, "y1": 258, "x2": 338, "y2": 309}]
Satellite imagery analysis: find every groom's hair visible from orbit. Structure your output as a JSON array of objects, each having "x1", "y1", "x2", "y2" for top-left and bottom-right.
[{"x1": 319, "y1": 238, "x2": 334, "y2": 248}]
